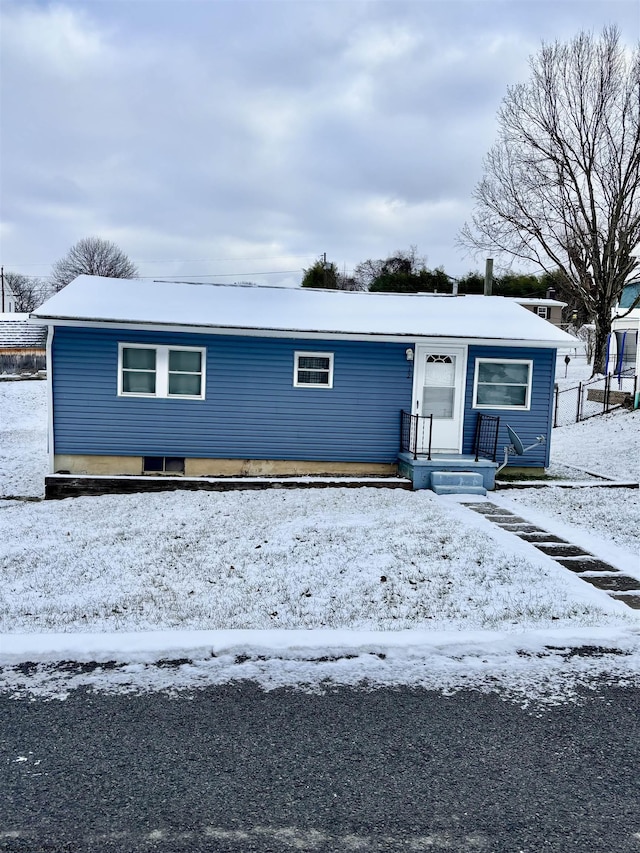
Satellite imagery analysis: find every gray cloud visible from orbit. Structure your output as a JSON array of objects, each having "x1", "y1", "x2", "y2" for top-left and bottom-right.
[{"x1": 1, "y1": 0, "x2": 638, "y2": 285}]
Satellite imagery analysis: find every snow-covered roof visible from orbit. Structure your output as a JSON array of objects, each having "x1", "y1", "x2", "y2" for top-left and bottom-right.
[
  {"x1": 513, "y1": 297, "x2": 567, "y2": 308},
  {"x1": 0, "y1": 313, "x2": 47, "y2": 350},
  {"x1": 32, "y1": 275, "x2": 577, "y2": 345}
]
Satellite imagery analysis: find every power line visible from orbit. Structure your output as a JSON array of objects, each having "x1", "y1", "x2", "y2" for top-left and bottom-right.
[{"x1": 145, "y1": 269, "x2": 304, "y2": 279}]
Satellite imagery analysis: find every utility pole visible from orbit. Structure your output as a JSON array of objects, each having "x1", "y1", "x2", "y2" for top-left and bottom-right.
[
  {"x1": 1, "y1": 266, "x2": 5, "y2": 313},
  {"x1": 483, "y1": 258, "x2": 493, "y2": 296}
]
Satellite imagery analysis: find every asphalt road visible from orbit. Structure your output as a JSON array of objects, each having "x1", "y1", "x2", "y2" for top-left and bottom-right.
[{"x1": 1, "y1": 682, "x2": 639, "y2": 853}]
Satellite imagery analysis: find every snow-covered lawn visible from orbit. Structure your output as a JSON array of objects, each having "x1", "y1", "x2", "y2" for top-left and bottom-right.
[
  {"x1": 0, "y1": 378, "x2": 638, "y2": 702},
  {"x1": 494, "y1": 487, "x2": 639, "y2": 556},
  {"x1": 2, "y1": 487, "x2": 634, "y2": 635},
  {"x1": 554, "y1": 347, "x2": 591, "y2": 390},
  {"x1": 0, "y1": 379, "x2": 47, "y2": 498},
  {"x1": 547, "y1": 407, "x2": 640, "y2": 482}
]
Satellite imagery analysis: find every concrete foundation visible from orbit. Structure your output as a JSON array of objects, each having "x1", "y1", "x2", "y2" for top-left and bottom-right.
[
  {"x1": 53, "y1": 454, "x2": 398, "y2": 478},
  {"x1": 54, "y1": 454, "x2": 143, "y2": 475}
]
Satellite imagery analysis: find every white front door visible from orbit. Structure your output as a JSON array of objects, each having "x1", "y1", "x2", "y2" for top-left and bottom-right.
[{"x1": 414, "y1": 346, "x2": 466, "y2": 453}]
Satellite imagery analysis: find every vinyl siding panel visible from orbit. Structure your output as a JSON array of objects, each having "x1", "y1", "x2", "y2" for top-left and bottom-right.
[
  {"x1": 461, "y1": 345, "x2": 556, "y2": 467},
  {"x1": 52, "y1": 327, "x2": 413, "y2": 463}
]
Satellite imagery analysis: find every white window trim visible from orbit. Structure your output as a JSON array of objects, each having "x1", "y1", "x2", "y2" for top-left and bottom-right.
[
  {"x1": 535, "y1": 306, "x2": 549, "y2": 319},
  {"x1": 472, "y1": 358, "x2": 533, "y2": 411},
  {"x1": 293, "y1": 350, "x2": 334, "y2": 388},
  {"x1": 118, "y1": 343, "x2": 206, "y2": 399}
]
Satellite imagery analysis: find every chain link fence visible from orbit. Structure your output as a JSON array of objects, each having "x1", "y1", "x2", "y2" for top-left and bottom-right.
[{"x1": 553, "y1": 368, "x2": 637, "y2": 427}]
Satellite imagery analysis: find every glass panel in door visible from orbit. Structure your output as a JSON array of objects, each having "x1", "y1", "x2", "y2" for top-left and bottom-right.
[{"x1": 422, "y1": 355, "x2": 455, "y2": 418}]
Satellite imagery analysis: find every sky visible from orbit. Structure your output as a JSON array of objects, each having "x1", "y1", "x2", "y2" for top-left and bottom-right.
[{"x1": 1, "y1": 0, "x2": 639, "y2": 289}]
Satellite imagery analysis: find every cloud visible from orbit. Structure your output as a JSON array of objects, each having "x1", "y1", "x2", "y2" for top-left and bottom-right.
[{"x1": 1, "y1": 0, "x2": 638, "y2": 283}]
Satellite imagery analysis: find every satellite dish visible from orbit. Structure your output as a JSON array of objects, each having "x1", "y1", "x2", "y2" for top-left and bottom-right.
[{"x1": 506, "y1": 424, "x2": 525, "y2": 455}]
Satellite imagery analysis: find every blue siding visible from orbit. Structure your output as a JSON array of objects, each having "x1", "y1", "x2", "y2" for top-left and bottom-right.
[
  {"x1": 52, "y1": 328, "x2": 413, "y2": 463},
  {"x1": 461, "y1": 346, "x2": 556, "y2": 467}
]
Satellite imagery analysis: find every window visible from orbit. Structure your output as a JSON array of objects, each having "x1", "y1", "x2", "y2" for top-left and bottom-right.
[
  {"x1": 423, "y1": 355, "x2": 455, "y2": 418},
  {"x1": 118, "y1": 344, "x2": 205, "y2": 399},
  {"x1": 294, "y1": 351, "x2": 334, "y2": 388},
  {"x1": 535, "y1": 306, "x2": 549, "y2": 319},
  {"x1": 143, "y1": 456, "x2": 185, "y2": 474},
  {"x1": 473, "y1": 359, "x2": 532, "y2": 410}
]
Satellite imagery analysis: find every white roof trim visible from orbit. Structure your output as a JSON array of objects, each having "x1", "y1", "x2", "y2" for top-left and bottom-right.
[{"x1": 30, "y1": 318, "x2": 572, "y2": 348}]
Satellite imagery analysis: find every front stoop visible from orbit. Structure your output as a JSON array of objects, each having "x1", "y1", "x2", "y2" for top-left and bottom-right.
[
  {"x1": 398, "y1": 452, "x2": 498, "y2": 491},
  {"x1": 431, "y1": 471, "x2": 486, "y2": 496}
]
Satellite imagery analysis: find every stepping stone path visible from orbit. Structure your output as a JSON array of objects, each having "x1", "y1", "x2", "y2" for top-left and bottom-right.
[{"x1": 465, "y1": 502, "x2": 640, "y2": 611}]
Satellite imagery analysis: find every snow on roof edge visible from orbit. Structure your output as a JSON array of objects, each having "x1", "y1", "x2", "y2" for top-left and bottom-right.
[{"x1": 31, "y1": 275, "x2": 579, "y2": 345}]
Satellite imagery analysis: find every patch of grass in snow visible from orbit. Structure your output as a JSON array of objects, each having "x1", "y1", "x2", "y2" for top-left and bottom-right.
[{"x1": 0, "y1": 490, "x2": 631, "y2": 633}]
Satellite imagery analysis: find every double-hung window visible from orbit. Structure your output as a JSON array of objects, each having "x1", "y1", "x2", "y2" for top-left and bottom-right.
[
  {"x1": 294, "y1": 351, "x2": 334, "y2": 388},
  {"x1": 473, "y1": 359, "x2": 532, "y2": 410},
  {"x1": 118, "y1": 344, "x2": 206, "y2": 399}
]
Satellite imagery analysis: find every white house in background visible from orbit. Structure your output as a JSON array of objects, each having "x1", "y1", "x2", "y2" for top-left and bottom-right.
[
  {"x1": 1, "y1": 276, "x2": 16, "y2": 312},
  {"x1": 609, "y1": 282, "x2": 640, "y2": 378}
]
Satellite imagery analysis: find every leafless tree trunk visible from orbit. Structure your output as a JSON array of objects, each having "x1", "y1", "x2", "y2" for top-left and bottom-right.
[{"x1": 459, "y1": 27, "x2": 640, "y2": 374}]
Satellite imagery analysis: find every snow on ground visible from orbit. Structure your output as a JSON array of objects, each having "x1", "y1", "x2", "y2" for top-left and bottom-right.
[
  {"x1": 0, "y1": 379, "x2": 47, "y2": 498},
  {"x1": 546, "y1": 407, "x2": 640, "y2": 482},
  {"x1": 0, "y1": 377, "x2": 638, "y2": 703},
  {"x1": 1, "y1": 488, "x2": 633, "y2": 634},
  {"x1": 554, "y1": 347, "x2": 591, "y2": 390},
  {"x1": 493, "y1": 487, "x2": 639, "y2": 559},
  {"x1": 3, "y1": 626, "x2": 640, "y2": 707}
]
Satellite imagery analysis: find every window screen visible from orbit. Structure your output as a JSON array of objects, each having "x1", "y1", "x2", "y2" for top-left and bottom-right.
[{"x1": 294, "y1": 352, "x2": 333, "y2": 387}]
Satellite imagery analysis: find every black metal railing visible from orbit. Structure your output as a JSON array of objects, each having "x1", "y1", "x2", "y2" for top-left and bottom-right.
[
  {"x1": 473, "y1": 414, "x2": 500, "y2": 462},
  {"x1": 400, "y1": 410, "x2": 433, "y2": 460}
]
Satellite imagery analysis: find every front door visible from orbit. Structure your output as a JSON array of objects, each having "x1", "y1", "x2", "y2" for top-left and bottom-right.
[{"x1": 414, "y1": 346, "x2": 466, "y2": 453}]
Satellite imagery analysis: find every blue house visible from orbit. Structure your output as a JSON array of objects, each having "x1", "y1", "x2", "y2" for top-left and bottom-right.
[{"x1": 32, "y1": 275, "x2": 576, "y2": 495}]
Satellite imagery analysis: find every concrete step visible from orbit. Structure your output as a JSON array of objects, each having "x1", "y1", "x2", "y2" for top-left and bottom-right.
[
  {"x1": 432, "y1": 484, "x2": 487, "y2": 496},
  {"x1": 431, "y1": 471, "x2": 487, "y2": 496}
]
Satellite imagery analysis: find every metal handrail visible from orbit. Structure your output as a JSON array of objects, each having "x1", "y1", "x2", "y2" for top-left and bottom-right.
[
  {"x1": 400, "y1": 411, "x2": 433, "y2": 460},
  {"x1": 473, "y1": 414, "x2": 500, "y2": 462}
]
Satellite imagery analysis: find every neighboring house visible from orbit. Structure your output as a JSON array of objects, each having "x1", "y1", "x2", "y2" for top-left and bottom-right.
[
  {"x1": 513, "y1": 298, "x2": 567, "y2": 328},
  {"x1": 1, "y1": 277, "x2": 16, "y2": 312},
  {"x1": 32, "y1": 276, "x2": 576, "y2": 491},
  {"x1": 0, "y1": 313, "x2": 47, "y2": 374},
  {"x1": 608, "y1": 282, "x2": 640, "y2": 378}
]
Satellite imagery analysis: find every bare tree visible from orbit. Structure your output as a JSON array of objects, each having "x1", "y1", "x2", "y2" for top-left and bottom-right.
[
  {"x1": 459, "y1": 27, "x2": 640, "y2": 373},
  {"x1": 51, "y1": 237, "x2": 138, "y2": 291},
  {"x1": 2, "y1": 271, "x2": 51, "y2": 312}
]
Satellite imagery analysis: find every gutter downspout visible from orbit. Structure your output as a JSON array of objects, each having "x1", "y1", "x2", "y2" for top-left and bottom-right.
[{"x1": 46, "y1": 324, "x2": 55, "y2": 476}]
